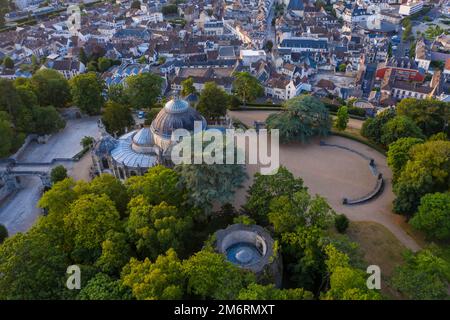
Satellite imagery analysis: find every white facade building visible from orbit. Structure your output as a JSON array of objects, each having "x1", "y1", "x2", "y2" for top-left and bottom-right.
[
  {"x1": 240, "y1": 50, "x2": 267, "y2": 66},
  {"x1": 399, "y1": 1, "x2": 423, "y2": 16}
]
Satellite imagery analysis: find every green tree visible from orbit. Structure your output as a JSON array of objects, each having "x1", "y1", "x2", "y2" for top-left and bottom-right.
[
  {"x1": 81, "y1": 136, "x2": 95, "y2": 149},
  {"x1": 409, "y1": 192, "x2": 450, "y2": 240},
  {"x1": 174, "y1": 133, "x2": 247, "y2": 213},
  {"x1": 2, "y1": 56, "x2": 13, "y2": 69},
  {"x1": 30, "y1": 69, "x2": 71, "y2": 109},
  {"x1": 87, "y1": 61, "x2": 98, "y2": 72},
  {"x1": 102, "y1": 100, "x2": 134, "y2": 136},
  {"x1": 360, "y1": 108, "x2": 396, "y2": 144},
  {"x1": 175, "y1": 162, "x2": 246, "y2": 213},
  {"x1": 0, "y1": 230, "x2": 68, "y2": 299},
  {"x1": 281, "y1": 225, "x2": 328, "y2": 291},
  {"x1": 232, "y1": 72, "x2": 263, "y2": 105},
  {"x1": 0, "y1": 118, "x2": 13, "y2": 157},
  {"x1": 158, "y1": 56, "x2": 166, "y2": 65},
  {"x1": 125, "y1": 73, "x2": 163, "y2": 109},
  {"x1": 424, "y1": 25, "x2": 446, "y2": 40},
  {"x1": 64, "y1": 194, "x2": 122, "y2": 263},
  {"x1": 126, "y1": 165, "x2": 185, "y2": 206},
  {"x1": 97, "y1": 57, "x2": 112, "y2": 73},
  {"x1": 428, "y1": 132, "x2": 448, "y2": 141},
  {"x1": 387, "y1": 137, "x2": 424, "y2": 181},
  {"x1": 183, "y1": 249, "x2": 255, "y2": 299},
  {"x1": 246, "y1": 166, "x2": 306, "y2": 223},
  {"x1": 79, "y1": 273, "x2": 132, "y2": 300},
  {"x1": 131, "y1": 0, "x2": 141, "y2": 9},
  {"x1": 70, "y1": 72, "x2": 105, "y2": 115},
  {"x1": 108, "y1": 83, "x2": 129, "y2": 106},
  {"x1": 268, "y1": 190, "x2": 336, "y2": 234},
  {"x1": 396, "y1": 98, "x2": 449, "y2": 137},
  {"x1": 50, "y1": 165, "x2": 68, "y2": 184},
  {"x1": 334, "y1": 214, "x2": 349, "y2": 233},
  {"x1": 95, "y1": 231, "x2": 132, "y2": 275},
  {"x1": 238, "y1": 283, "x2": 313, "y2": 300},
  {"x1": 334, "y1": 106, "x2": 349, "y2": 131},
  {"x1": 0, "y1": 224, "x2": 7, "y2": 243},
  {"x1": 38, "y1": 178, "x2": 78, "y2": 218},
  {"x1": 75, "y1": 174, "x2": 129, "y2": 216},
  {"x1": 181, "y1": 77, "x2": 196, "y2": 97},
  {"x1": 393, "y1": 140, "x2": 450, "y2": 215},
  {"x1": 0, "y1": 79, "x2": 22, "y2": 118},
  {"x1": 265, "y1": 40, "x2": 273, "y2": 52},
  {"x1": 392, "y1": 249, "x2": 449, "y2": 300},
  {"x1": 162, "y1": 4, "x2": 178, "y2": 15},
  {"x1": 137, "y1": 55, "x2": 147, "y2": 64},
  {"x1": 322, "y1": 244, "x2": 381, "y2": 300},
  {"x1": 31, "y1": 105, "x2": 66, "y2": 135},
  {"x1": 266, "y1": 95, "x2": 331, "y2": 143},
  {"x1": 126, "y1": 196, "x2": 192, "y2": 259},
  {"x1": 380, "y1": 115, "x2": 425, "y2": 146},
  {"x1": 78, "y1": 47, "x2": 88, "y2": 65},
  {"x1": 197, "y1": 81, "x2": 229, "y2": 121},
  {"x1": 121, "y1": 249, "x2": 186, "y2": 300}
]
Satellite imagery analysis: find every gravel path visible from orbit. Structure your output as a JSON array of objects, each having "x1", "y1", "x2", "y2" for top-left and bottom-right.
[{"x1": 230, "y1": 116, "x2": 420, "y2": 251}]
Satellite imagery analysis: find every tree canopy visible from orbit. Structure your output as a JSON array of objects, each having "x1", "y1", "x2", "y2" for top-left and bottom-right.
[
  {"x1": 245, "y1": 166, "x2": 306, "y2": 224},
  {"x1": 392, "y1": 249, "x2": 450, "y2": 300},
  {"x1": 125, "y1": 73, "x2": 163, "y2": 109},
  {"x1": 396, "y1": 99, "x2": 449, "y2": 138},
  {"x1": 387, "y1": 137, "x2": 424, "y2": 182},
  {"x1": 393, "y1": 140, "x2": 450, "y2": 215},
  {"x1": 69, "y1": 72, "x2": 105, "y2": 115},
  {"x1": 102, "y1": 100, "x2": 134, "y2": 136},
  {"x1": 380, "y1": 115, "x2": 425, "y2": 146},
  {"x1": 410, "y1": 192, "x2": 450, "y2": 240},
  {"x1": 334, "y1": 106, "x2": 349, "y2": 131},
  {"x1": 360, "y1": 108, "x2": 396, "y2": 145},
  {"x1": 196, "y1": 82, "x2": 229, "y2": 121},
  {"x1": 30, "y1": 69, "x2": 71, "y2": 109},
  {"x1": 181, "y1": 77, "x2": 196, "y2": 97},
  {"x1": 50, "y1": 165, "x2": 68, "y2": 184},
  {"x1": 183, "y1": 249, "x2": 255, "y2": 299},
  {"x1": 121, "y1": 249, "x2": 185, "y2": 300},
  {"x1": 232, "y1": 72, "x2": 263, "y2": 104},
  {"x1": 266, "y1": 95, "x2": 331, "y2": 143}
]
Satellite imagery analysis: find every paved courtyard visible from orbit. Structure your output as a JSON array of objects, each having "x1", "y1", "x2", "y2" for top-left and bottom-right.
[{"x1": 0, "y1": 117, "x2": 100, "y2": 235}]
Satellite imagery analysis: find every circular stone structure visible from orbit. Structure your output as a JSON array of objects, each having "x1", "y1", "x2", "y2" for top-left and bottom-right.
[{"x1": 215, "y1": 224, "x2": 282, "y2": 287}]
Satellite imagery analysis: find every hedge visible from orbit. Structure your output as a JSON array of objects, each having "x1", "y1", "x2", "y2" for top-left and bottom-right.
[
  {"x1": 72, "y1": 146, "x2": 91, "y2": 161},
  {"x1": 331, "y1": 130, "x2": 387, "y2": 156}
]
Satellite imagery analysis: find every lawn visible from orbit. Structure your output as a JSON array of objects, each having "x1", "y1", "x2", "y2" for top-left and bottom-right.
[{"x1": 346, "y1": 221, "x2": 408, "y2": 299}]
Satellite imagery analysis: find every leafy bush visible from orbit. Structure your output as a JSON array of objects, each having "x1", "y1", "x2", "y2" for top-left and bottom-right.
[
  {"x1": 50, "y1": 165, "x2": 68, "y2": 184},
  {"x1": 334, "y1": 214, "x2": 349, "y2": 233},
  {"x1": 0, "y1": 224, "x2": 8, "y2": 243}
]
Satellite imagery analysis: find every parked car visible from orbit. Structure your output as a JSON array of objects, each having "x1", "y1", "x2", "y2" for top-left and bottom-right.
[{"x1": 138, "y1": 111, "x2": 145, "y2": 119}]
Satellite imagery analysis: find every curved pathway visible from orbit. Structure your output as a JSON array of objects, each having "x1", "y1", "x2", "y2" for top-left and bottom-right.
[{"x1": 229, "y1": 110, "x2": 420, "y2": 251}]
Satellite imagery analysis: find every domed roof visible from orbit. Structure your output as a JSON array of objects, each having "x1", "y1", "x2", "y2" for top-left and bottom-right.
[
  {"x1": 132, "y1": 127, "x2": 154, "y2": 147},
  {"x1": 164, "y1": 97, "x2": 189, "y2": 113},
  {"x1": 151, "y1": 97, "x2": 206, "y2": 138}
]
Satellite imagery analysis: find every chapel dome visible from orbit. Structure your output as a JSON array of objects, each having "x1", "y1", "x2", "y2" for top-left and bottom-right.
[
  {"x1": 151, "y1": 97, "x2": 207, "y2": 139},
  {"x1": 132, "y1": 127, "x2": 154, "y2": 147},
  {"x1": 131, "y1": 127, "x2": 156, "y2": 154}
]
